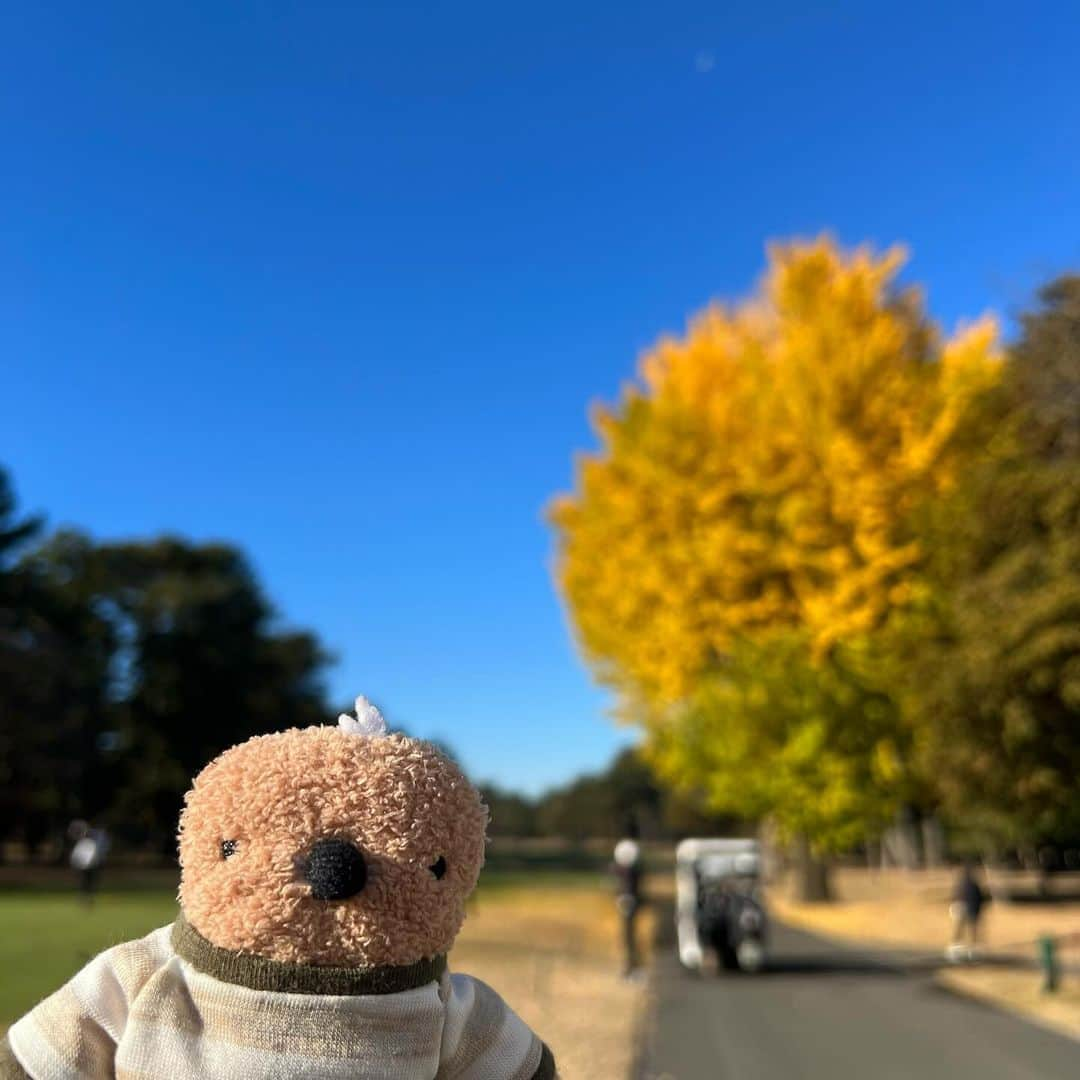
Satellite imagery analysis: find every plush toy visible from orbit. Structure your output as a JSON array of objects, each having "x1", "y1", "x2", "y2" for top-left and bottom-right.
[{"x1": 3, "y1": 698, "x2": 556, "y2": 1079}]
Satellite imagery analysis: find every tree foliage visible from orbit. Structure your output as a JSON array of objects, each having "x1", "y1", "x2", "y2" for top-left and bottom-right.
[
  {"x1": 898, "y1": 276, "x2": 1080, "y2": 843},
  {"x1": 649, "y1": 636, "x2": 905, "y2": 852},
  {"x1": 551, "y1": 239, "x2": 1001, "y2": 850},
  {"x1": 0, "y1": 484, "x2": 335, "y2": 856},
  {"x1": 551, "y1": 239, "x2": 998, "y2": 707},
  {"x1": 481, "y1": 746, "x2": 734, "y2": 842}
]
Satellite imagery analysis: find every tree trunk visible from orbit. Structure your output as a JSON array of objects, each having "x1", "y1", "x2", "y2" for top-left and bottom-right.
[
  {"x1": 921, "y1": 816, "x2": 946, "y2": 868},
  {"x1": 791, "y1": 834, "x2": 832, "y2": 902},
  {"x1": 881, "y1": 809, "x2": 922, "y2": 870},
  {"x1": 865, "y1": 837, "x2": 881, "y2": 871},
  {"x1": 758, "y1": 817, "x2": 782, "y2": 885}
]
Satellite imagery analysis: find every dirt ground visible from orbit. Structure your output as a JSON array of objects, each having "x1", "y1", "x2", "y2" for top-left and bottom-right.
[
  {"x1": 770, "y1": 867, "x2": 1080, "y2": 1041},
  {"x1": 452, "y1": 880, "x2": 655, "y2": 1079}
]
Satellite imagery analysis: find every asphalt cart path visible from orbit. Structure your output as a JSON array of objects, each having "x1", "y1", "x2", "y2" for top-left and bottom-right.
[{"x1": 637, "y1": 914, "x2": 1078, "y2": 1079}]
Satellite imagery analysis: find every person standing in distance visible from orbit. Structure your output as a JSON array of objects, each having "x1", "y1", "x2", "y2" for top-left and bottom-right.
[
  {"x1": 613, "y1": 819, "x2": 645, "y2": 977},
  {"x1": 947, "y1": 861, "x2": 988, "y2": 961},
  {"x1": 68, "y1": 820, "x2": 110, "y2": 906}
]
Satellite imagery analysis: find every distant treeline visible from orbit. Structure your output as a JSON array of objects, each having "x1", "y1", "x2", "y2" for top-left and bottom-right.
[{"x1": 480, "y1": 746, "x2": 736, "y2": 844}]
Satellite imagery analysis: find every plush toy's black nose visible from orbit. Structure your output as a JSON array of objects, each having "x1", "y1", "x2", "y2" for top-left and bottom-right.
[{"x1": 303, "y1": 839, "x2": 367, "y2": 900}]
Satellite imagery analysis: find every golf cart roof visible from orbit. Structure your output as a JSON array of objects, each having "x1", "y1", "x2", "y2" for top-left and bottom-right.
[
  {"x1": 676, "y1": 838, "x2": 761, "y2": 876},
  {"x1": 676, "y1": 837, "x2": 759, "y2": 860}
]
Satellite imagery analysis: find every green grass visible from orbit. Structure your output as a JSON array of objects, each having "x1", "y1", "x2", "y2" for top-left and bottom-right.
[
  {"x1": 1, "y1": 890, "x2": 180, "y2": 1026},
  {"x1": 0, "y1": 867, "x2": 605, "y2": 1027},
  {"x1": 474, "y1": 868, "x2": 606, "y2": 894}
]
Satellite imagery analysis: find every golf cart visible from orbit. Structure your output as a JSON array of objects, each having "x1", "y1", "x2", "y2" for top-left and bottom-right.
[{"x1": 676, "y1": 838, "x2": 767, "y2": 973}]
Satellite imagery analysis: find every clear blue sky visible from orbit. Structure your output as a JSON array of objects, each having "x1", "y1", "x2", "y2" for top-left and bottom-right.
[{"x1": 3, "y1": 3, "x2": 1078, "y2": 794}]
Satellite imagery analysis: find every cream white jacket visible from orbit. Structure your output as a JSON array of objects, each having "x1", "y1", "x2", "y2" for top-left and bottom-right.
[{"x1": 3, "y1": 922, "x2": 555, "y2": 1080}]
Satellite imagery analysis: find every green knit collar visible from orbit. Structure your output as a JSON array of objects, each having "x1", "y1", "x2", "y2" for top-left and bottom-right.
[{"x1": 171, "y1": 914, "x2": 447, "y2": 996}]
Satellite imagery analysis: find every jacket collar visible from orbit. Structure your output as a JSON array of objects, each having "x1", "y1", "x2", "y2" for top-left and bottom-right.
[{"x1": 171, "y1": 914, "x2": 446, "y2": 996}]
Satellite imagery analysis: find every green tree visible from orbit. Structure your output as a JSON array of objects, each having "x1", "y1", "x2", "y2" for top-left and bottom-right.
[
  {"x1": 535, "y1": 773, "x2": 615, "y2": 844},
  {"x1": 0, "y1": 478, "x2": 120, "y2": 857},
  {"x1": 106, "y1": 538, "x2": 332, "y2": 852},
  {"x1": 1, "y1": 466, "x2": 339, "y2": 857},
  {"x1": 650, "y1": 635, "x2": 906, "y2": 896},
  {"x1": 901, "y1": 276, "x2": 1080, "y2": 847},
  {"x1": 25, "y1": 535, "x2": 333, "y2": 854},
  {"x1": 478, "y1": 785, "x2": 538, "y2": 838},
  {"x1": 0, "y1": 468, "x2": 49, "y2": 855}
]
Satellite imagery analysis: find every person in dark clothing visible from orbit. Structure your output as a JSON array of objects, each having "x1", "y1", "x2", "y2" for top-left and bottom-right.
[
  {"x1": 612, "y1": 820, "x2": 645, "y2": 977},
  {"x1": 948, "y1": 862, "x2": 988, "y2": 957}
]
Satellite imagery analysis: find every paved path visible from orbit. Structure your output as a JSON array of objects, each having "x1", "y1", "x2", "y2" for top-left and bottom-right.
[{"x1": 637, "y1": 916, "x2": 1078, "y2": 1079}]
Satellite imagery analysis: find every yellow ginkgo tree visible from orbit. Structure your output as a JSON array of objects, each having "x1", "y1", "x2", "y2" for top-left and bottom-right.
[{"x1": 549, "y1": 238, "x2": 1000, "y2": 884}]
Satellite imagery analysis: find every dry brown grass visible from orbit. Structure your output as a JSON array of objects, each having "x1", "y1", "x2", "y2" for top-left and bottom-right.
[
  {"x1": 770, "y1": 867, "x2": 1080, "y2": 959},
  {"x1": 770, "y1": 867, "x2": 1080, "y2": 1041},
  {"x1": 452, "y1": 881, "x2": 655, "y2": 1079},
  {"x1": 937, "y1": 967, "x2": 1080, "y2": 1042}
]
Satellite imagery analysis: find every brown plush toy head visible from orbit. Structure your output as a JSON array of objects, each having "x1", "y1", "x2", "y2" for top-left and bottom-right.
[{"x1": 177, "y1": 698, "x2": 488, "y2": 969}]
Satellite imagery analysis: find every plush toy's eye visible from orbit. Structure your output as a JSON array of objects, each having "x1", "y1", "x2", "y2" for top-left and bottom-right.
[
  {"x1": 429, "y1": 856, "x2": 447, "y2": 880},
  {"x1": 221, "y1": 840, "x2": 238, "y2": 860}
]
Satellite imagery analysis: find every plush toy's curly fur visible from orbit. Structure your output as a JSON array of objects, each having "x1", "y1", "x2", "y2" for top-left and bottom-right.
[{"x1": 178, "y1": 727, "x2": 488, "y2": 968}]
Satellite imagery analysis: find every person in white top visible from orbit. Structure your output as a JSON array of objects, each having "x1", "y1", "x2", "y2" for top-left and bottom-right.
[
  {"x1": 68, "y1": 819, "x2": 110, "y2": 905},
  {"x1": 612, "y1": 819, "x2": 645, "y2": 977}
]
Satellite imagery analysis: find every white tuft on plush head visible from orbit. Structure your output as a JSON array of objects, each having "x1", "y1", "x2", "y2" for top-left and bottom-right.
[{"x1": 338, "y1": 695, "x2": 388, "y2": 738}]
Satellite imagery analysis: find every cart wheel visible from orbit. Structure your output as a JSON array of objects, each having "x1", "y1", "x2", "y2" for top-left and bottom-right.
[{"x1": 735, "y1": 940, "x2": 765, "y2": 973}]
